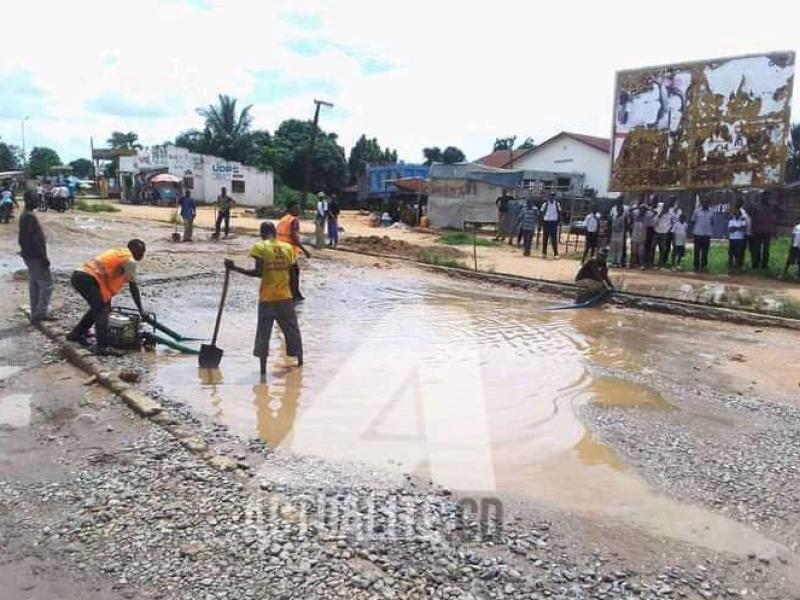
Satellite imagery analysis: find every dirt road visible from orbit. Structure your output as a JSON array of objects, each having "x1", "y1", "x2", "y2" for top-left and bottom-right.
[{"x1": 1, "y1": 210, "x2": 800, "y2": 599}]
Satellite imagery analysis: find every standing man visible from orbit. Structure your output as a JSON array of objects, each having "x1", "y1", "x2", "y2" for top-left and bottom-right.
[
  {"x1": 66, "y1": 240, "x2": 148, "y2": 356},
  {"x1": 581, "y1": 206, "x2": 600, "y2": 263},
  {"x1": 608, "y1": 197, "x2": 628, "y2": 267},
  {"x1": 540, "y1": 192, "x2": 561, "y2": 258},
  {"x1": 214, "y1": 187, "x2": 235, "y2": 239},
  {"x1": 178, "y1": 188, "x2": 196, "y2": 242},
  {"x1": 225, "y1": 222, "x2": 303, "y2": 377},
  {"x1": 314, "y1": 192, "x2": 329, "y2": 249},
  {"x1": 691, "y1": 197, "x2": 713, "y2": 272},
  {"x1": 19, "y1": 189, "x2": 54, "y2": 322},
  {"x1": 665, "y1": 196, "x2": 681, "y2": 260},
  {"x1": 277, "y1": 203, "x2": 312, "y2": 302},
  {"x1": 327, "y1": 194, "x2": 341, "y2": 248},
  {"x1": 644, "y1": 195, "x2": 658, "y2": 267},
  {"x1": 750, "y1": 191, "x2": 777, "y2": 270},
  {"x1": 495, "y1": 189, "x2": 513, "y2": 241},
  {"x1": 727, "y1": 207, "x2": 747, "y2": 272},
  {"x1": 653, "y1": 203, "x2": 673, "y2": 268},
  {"x1": 516, "y1": 199, "x2": 539, "y2": 257}
]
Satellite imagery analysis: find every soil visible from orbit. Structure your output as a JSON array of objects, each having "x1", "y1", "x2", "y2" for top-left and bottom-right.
[{"x1": 341, "y1": 235, "x2": 465, "y2": 262}]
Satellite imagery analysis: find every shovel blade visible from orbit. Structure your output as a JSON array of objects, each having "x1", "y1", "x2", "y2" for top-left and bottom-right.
[{"x1": 198, "y1": 344, "x2": 223, "y2": 368}]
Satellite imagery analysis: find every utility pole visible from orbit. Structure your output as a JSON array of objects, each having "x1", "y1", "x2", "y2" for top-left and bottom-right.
[
  {"x1": 21, "y1": 116, "x2": 29, "y2": 169},
  {"x1": 301, "y1": 98, "x2": 334, "y2": 212}
]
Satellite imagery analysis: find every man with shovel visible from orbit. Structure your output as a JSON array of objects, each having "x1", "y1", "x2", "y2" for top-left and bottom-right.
[{"x1": 225, "y1": 222, "x2": 303, "y2": 376}]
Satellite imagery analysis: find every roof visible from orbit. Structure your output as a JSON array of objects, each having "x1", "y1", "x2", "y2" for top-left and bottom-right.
[
  {"x1": 560, "y1": 132, "x2": 611, "y2": 153},
  {"x1": 476, "y1": 148, "x2": 533, "y2": 169}
]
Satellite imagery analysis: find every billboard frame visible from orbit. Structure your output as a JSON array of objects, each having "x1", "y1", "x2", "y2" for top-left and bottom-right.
[{"x1": 608, "y1": 50, "x2": 795, "y2": 193}]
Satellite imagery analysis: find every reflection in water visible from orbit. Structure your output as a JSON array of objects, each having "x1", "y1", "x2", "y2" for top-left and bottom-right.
[
  {"x1": 254, "y1": 368, "x2": 302, "y2": 449},
  {"x1": 151, "y1": 270, "x2": 786, "y2": 557}
]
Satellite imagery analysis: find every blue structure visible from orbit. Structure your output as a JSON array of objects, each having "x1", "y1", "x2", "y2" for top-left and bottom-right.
[{"x1": 367, "y1": 163, "x2": 429, "y2": 198}]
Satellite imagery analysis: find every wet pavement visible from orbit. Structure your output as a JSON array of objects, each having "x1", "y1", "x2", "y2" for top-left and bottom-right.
[{"x1": 141, "y1": 259, "x2": 792, "y2": 559}]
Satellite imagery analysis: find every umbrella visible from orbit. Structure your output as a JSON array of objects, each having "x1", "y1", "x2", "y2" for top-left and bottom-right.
[{"x1": 150, "y1": 173, "x2": 182, "y2": 184}]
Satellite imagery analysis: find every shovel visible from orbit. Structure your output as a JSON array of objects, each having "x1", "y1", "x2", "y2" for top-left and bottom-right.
[{"x1": 198, "y1": 269, "x2": 230, "y2": 368}]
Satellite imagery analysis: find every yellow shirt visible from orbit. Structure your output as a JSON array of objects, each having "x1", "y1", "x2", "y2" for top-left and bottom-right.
[{"x1": 250, "y1": 239, "x2": 295, "y2": 302}]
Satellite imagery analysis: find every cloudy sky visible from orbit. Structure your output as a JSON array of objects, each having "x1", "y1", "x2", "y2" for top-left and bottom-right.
[{"x1": 1, "y1": 0, "x2": 797, "y2": 165}]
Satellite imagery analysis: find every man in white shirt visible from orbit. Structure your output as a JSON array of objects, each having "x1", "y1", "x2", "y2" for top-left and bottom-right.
[
  {"x1": 691, "y1": 198, "x2": 714, "y2": 272},
  {"x1": 653, "y1": 205, "x2": 674, "y2": 268},
  {"x1": 540, "y1": 193, "x2": 561, "y2": 258},
  {"x1": 581, "y1": 208, "x2": 600, "y2": 263},
  {"x1": 315, "y1": 192, "x2": 329, "y2": 249},
  {"x1": 727, "y1": 209, "x2": 747, "y2": 271},
  {"x1": 783, "y1": 221, "x2": 800, "y2": 279}
]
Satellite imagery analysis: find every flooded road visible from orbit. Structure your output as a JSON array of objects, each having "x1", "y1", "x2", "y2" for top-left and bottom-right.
[{"x1": 144, "y1": 259, "x2": 789, "y2": 558}]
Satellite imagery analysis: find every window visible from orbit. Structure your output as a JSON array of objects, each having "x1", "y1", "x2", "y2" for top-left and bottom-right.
[
  {"x1": 183, "y1": 177, "x2": 194, "y2": 190},
  {"x1": 231, "y1": 179, "x2": 245, "y2": 194}
]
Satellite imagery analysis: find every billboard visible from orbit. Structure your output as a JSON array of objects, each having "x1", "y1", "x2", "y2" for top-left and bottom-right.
[{"x1": 610, "y1": 51, "x2": 795, "y2": 192}]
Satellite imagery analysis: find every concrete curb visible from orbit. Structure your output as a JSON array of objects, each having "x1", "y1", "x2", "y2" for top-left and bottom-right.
[
  {"x1": 21, "y1": 308, "x2": 250, "y2": 476},
  {"x1": 332, "y1": 246, "x2": 800, "y2": 331}
]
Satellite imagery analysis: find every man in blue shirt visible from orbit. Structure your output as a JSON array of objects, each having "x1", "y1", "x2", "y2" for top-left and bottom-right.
[{"x1": 178, "y1": 189, "x2": 196, "y2": 242}]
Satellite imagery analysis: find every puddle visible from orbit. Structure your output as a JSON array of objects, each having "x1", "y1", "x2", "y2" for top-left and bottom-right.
[
  {"x1": 148, "y1": 265, "x2": 785, "y2": 557},
  {"x1": 589, "y1": 377, "x2": 675, "y2": 410},
  {"x1": 0, "y1": 366, "x2": 22, "y2": 381},
  {"x1": 0, "y1": 394, "x2": 32, "y2": 428}
]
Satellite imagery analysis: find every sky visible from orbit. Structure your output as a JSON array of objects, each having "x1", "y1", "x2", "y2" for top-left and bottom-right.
[{"x1": 1, "y1": 0, "x2": 798, "y2": 165}]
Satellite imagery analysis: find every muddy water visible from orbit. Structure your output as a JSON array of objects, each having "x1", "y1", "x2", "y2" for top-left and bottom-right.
[{"x1": 149, "y1": 263, "x2": 785, "y2": 557}]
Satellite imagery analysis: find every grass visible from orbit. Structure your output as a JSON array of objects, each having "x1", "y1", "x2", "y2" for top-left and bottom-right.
[
  {"x1": 75, "y1": 199, "x2": 120, "y2": 213},
  {"x1": 436, "y1": 231, "x2": 498, "y2": 247},
  {"x1": 685, "y1": 236, "x2": 793, "y2": 279},
  {"x1": 417, "y1": 249, "x2": 467, "y2": 269}
]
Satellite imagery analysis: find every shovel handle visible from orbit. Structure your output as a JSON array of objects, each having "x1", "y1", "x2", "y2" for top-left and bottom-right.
[{"x1": 211, "y1": 269, "x2": 230, "y2": 345}]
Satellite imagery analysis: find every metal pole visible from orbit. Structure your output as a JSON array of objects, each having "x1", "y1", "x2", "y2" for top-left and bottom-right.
[
  {"x1": 301, "y1": 99, "x2": 333, "y2": 214},
  {"x1": 472, "y1": 223, "x2": 478, "y2": 271},
  {"x1": 21, "y1": 116, "x2": 29, "y2": 168}
]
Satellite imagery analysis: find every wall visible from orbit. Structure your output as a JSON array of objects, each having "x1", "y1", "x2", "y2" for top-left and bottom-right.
[{"x1": 514, "y1": 136, "x2": 618, "y2": 198}]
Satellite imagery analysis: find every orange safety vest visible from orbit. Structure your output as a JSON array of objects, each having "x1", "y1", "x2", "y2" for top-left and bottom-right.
[
  {"x1": 81, "y1": 248, "x2": 134, "y2": 302},
  {"x1": 277, "y1": 214, "x2": 300, "y2": 257}
]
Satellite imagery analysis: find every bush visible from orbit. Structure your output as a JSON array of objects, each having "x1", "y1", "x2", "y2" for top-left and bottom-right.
[
  {"x1": 74, "y1": 199, "x2": 120, "y2": 213},
  {"x1": 273, "y1": 184, "x2": 302, "y2": 210},
  {"x1": 436, "y1": 231, "x2": 498, "y2": 247}
]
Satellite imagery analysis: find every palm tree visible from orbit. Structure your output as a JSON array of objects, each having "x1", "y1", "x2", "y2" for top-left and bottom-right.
[{"x1": 196, "y1": 94, "x2": 253, "y2": 161}]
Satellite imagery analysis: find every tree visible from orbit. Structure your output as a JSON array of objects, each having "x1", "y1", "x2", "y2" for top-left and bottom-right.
[
  {"x1": 348, "y1": 134, "x2": 398, "y2": 184},
  {"x1": 107, "y1": 131, "x2": 141, "y2": 151},
  {"x1": 422, "y1": 147, "x2": 442, "y2": 165},
  {"x1": 519, "y1": 137, "x2": 536, "y2": 150},
  {"x1": 788, "y1": 123, "x2": 800, "y2": 182},
  {"x1": 28, "y1": 147, "x2": 61, "y2": 177},
  {"x1": 493, "y1": 136, "x2": 517, "y2": 152},
  {"x1": 263, "y1": 119, "x2": 347, "y2": 195},
  {"x1": 196, "y1": 94, "x2": 254, "y2": 162},
  {"x1": 0, "y1": 140, "x2": 22, "y2": 171},
  {"x1": 441, "y1": 146, "x2": 466, "y2": 164},
  {"x1": 69, "y1": 158, "x2": 94, "y2": 178}
]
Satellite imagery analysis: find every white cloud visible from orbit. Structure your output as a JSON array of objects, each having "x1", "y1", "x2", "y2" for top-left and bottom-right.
[{"x1": 0, "y1": 0, "x2": 797, "y2": 165}]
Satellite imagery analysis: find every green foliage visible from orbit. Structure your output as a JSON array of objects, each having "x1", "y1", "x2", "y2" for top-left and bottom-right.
[
  {"x1": 28, "y1": 147, "x2": 61, "y2": 176},
  {"x1": 684, "y1": 236, "x2": 792, "y2": 279},
  {"x1": 0, "y1": 140, "x2": 22, "y2": 171},
  {"x1": 417, "y1": 249, "x2": 467, "y2": 269},
  {"x1": 436, "y1": 231, "x2": 498, "y2": 247},
  {"x1": 107, "y1": 131, "x2": 141, "y2": 150},
  {"x1": 264, "y1": 119, "x2": 347, "y2": 197},
  {"x1": 69, "y1": 158, "x2": 93, "y2": 178},
  {"x1": 422, "y1": 147, "x2": 442, "y2": 165},
  {"x1": 193, "y1": 94, "x2": 256, "y2": 163},
  {"x1": 519, "y1": 137, "x2": 536, "y2": 150},
  {"x1": 493, "y1": 136, "x2": 516, "y2": 152},
  {"x1": 441, "y1": 146, "x2": 466, "y2": 164},
  {"x1": 75, "y1": 199, "x2": 120, "y2": 213},
  {"x1": 273, "y1": 183, "x2": 302, "y2": 209},
  {"x1": 348, "y1": 134, "x2": 398, "y2": 183}
]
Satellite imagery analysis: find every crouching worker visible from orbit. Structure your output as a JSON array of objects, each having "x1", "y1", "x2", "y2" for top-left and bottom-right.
[
  {"x1": 574, "y1": 246, "x2": 614, "y2": 304},
  {"x1": 225, "y1": 222, "x2": 303, "y2": 377},
  {"x1": 67, "y1": 239, "x2": 147, "y2": 357}
]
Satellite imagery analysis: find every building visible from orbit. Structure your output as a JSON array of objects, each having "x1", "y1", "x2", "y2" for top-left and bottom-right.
[
  {"x1": 359, "y1": 163, "x2": 430, "y2": 202},
  {"x1": 477, "y1": 132, "x2": 618, "y2": 198},
  {"x1": 427, "y1": 163, "x2": 523, "y2": 229},
  {"x1": 118, "y1": 144, "x2": 273, "y2": 207}
]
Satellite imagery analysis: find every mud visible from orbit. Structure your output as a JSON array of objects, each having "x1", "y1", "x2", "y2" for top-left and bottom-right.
[
  {"x1": 341, "y1": 235, "x2": 465, "y2": 262},
  {"x1": 3, "y1": 211, "x2": 800, "y2": 598}
]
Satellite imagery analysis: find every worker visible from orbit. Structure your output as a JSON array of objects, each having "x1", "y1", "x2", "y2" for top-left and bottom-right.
[
  {"x1": 225, "y1": 221, "x2": 303, "y2": 377},
  {"x1": 214, "y1": 186, "x2": 235, "y2": 239},
  {"x1": 574, "y1": 246, "x2": 614, "y2": 303},
  {"x1": 276, "y1": 202, "x2": 311, "y2": 302},
  {"x1": 67, "y1": 239, "x2": 148, "y2": 356},
  {"x1": 314, "y1": 191, "x2": 329, "y2": 249},
  {"x1": 18, "y1": 189, "x2": 54, "y2": 322}
]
